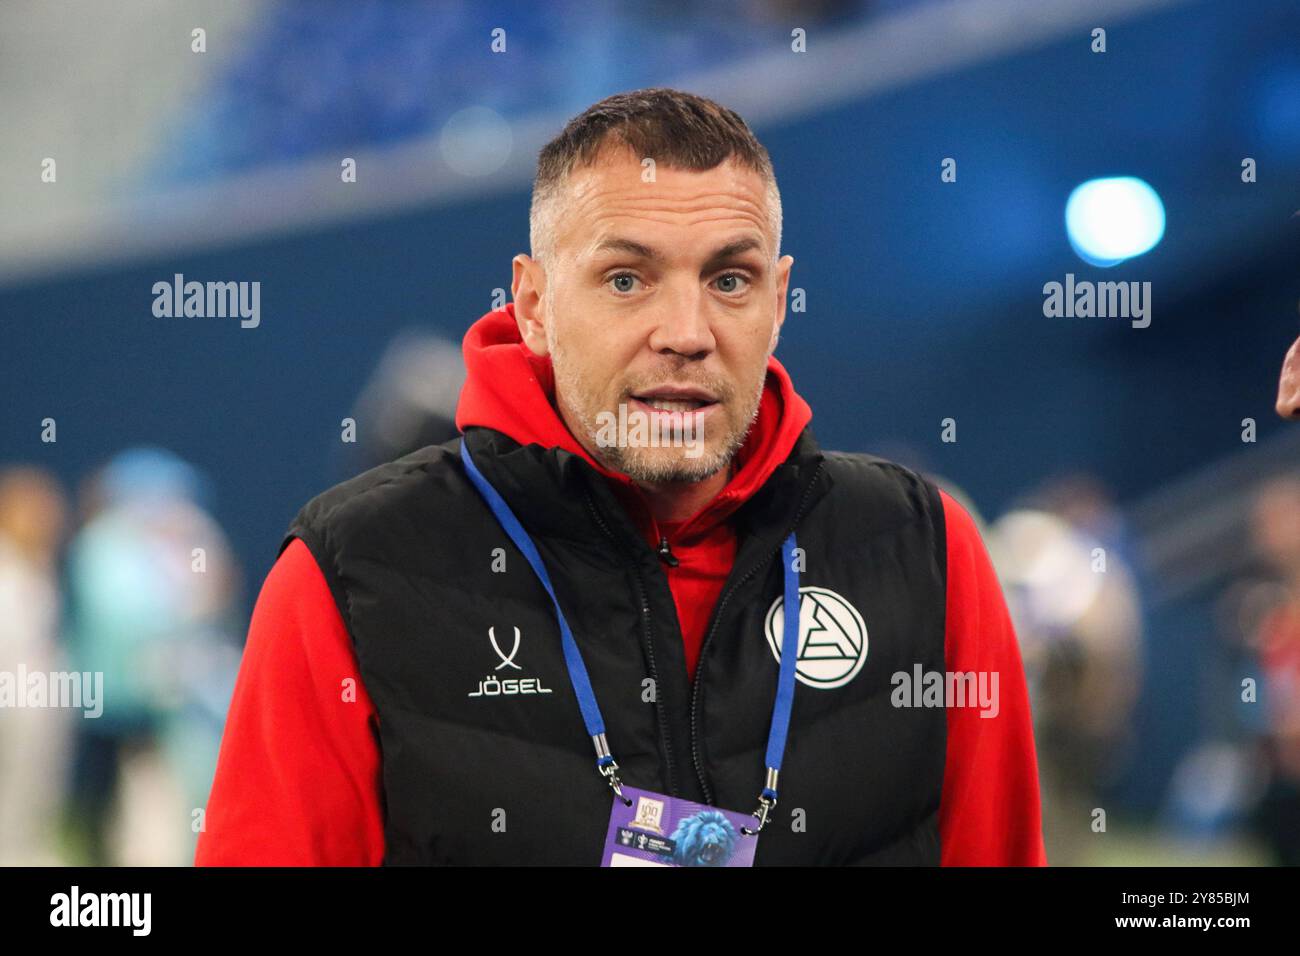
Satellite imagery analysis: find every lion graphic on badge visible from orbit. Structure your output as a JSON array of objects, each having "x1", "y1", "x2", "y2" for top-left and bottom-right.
[{"x1": 670, "y1": 810, "x2": 741, "y2": 867}]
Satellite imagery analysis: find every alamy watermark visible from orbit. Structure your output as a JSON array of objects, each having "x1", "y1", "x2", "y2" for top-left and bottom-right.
[
  {"x1": 0, "y1": 664, "x2": 103, "y2": 718},
  {"x1": 595, "y1": 402, "x2": 704, "y2": 458},
  {"x1": 152, "y1": 273, "x2": 261, "y2": 328},
  {"x1": 1043, "y1": 273, "x2": 1151, "y2": 328},
  {"x1": 50, "y1": 886, "x2": 150, "y2": 936},
  {"x1": 891, "y1": 665, "x2": 1000, "y2": 718}
]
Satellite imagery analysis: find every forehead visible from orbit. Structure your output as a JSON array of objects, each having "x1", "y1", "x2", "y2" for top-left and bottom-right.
[{"x1": 554, "y1": 145, "x2": 773, "y2": 257}]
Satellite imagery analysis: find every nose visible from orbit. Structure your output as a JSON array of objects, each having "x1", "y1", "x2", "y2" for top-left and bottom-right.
[
  {"x1": 646, "y1": 287, "x2": 715, "y2": 358},
  {"x1": 1278, "y1": 335, "x2": 1300, "y2": 420}
]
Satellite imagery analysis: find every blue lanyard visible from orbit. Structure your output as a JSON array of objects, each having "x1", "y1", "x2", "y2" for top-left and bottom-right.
[{"x1": 460, "y1": 438, "x2": 800, "y2": 834}]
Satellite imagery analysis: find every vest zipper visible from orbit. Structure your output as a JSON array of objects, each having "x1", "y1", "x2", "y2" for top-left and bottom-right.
[
  {"x1": 657, "y1": 536, "x2": 680, "y2": 567},
  {"x1": 582, "y1": 488, "x2": 680, "y2": 797},
  {"x1": 688, "y1": 460, "x2": 825, "y2": 807}
]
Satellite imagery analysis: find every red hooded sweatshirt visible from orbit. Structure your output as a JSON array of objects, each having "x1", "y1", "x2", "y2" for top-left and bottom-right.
[{"x1": 196, "y1": 305, "x2": 1047, "y2": 867}]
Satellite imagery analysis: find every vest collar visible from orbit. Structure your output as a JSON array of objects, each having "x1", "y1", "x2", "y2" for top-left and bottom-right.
[{"x1": 460, "y1": 424, "x2": 833, "y2": 559}]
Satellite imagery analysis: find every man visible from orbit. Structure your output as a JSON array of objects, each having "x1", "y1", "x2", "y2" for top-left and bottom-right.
[
  {"x1": 1279, "y1": 331, "x2": 1300, "y2": 420},
  {"x1": 196, "y1": 88, "x2": 1046, "y2": 866}
]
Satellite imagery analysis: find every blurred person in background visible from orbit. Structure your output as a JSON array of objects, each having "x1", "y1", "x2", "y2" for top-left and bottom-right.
[
  {"x1": 0, "y1": 468, "x2": 69, "y2": 864},
  {"x1": 1277, "y1": 330, "x2": 1299, "y2": 420},
  {"x1": 988, "y1": 476, "x2": 1143, "y2": 865},
  {"x1": 1232, "y1": 313, "x2": 1300, "y2": 860},
  {"x1": 349, "y1": 329, "x2": 465, "y2": 473},
  {"x1": 1245, "y1": 475, "x2": 1300, "y2": 864},
  {"x1": 62, "y1": 448, "x2": 242, "y2": 866}
]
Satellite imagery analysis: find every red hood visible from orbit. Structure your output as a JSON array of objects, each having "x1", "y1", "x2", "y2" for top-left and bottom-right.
[{"x1": 455, "y1": 304, "x2": 812, "y2": 543}]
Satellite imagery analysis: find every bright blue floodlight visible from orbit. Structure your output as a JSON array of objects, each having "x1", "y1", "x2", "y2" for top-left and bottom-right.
[{"x1": 1065, "y1": 176, "x2": 1165, "y2": 267}]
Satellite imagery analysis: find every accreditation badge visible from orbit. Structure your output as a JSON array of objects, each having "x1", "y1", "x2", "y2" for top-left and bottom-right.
[{"x1": 600, "y1": 786, "x2": 759, "y2": 867}]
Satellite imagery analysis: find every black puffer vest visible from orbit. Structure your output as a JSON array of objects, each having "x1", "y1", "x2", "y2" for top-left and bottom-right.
[{"x1": 285, "y1": 424, "x2": 948, "y2": 865}]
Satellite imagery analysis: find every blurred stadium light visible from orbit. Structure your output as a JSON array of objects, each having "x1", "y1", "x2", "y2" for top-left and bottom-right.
[{"x1": 1065, "y1": 176, "x2": 1166, "y2": 267}]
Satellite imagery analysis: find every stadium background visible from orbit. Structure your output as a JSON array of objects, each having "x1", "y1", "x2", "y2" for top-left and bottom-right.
[{"x1": 2, "y1": 0, "x2": 1299, "y2": 865}]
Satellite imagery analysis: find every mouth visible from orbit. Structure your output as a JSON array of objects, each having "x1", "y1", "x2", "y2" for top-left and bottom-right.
[
  {"x1": 627, "y1": 395, "x2": 720, "y2": 435},
  {"x1": 628, "y1": 386, "x2": 721, "y2": 416}
]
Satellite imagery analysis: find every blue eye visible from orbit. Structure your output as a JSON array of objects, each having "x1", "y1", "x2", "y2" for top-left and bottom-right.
[
  {"x1": 715, "y1": 273, "x2": 749, "y2": 294},
  {"x1": 609, "y1": 273, "x2": 639, "y2": 293}
]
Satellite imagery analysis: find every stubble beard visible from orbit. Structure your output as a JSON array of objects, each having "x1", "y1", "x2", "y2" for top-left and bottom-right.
[{"x1": 548, "y1": 319, "x2": 768, "y2": 486}]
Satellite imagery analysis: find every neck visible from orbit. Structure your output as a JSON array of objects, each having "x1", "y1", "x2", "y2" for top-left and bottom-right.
[{"x1": 632, "y1": 460, "x2": 734, "y2": 525}]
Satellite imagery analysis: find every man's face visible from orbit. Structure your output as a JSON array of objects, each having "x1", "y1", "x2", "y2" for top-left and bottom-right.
[
  {"x1": 514, "y1": 146, "x2": 793, "y2": 483},
  {"x1": 1278, "y1": 332, "x2": 1300, "y2": 420}
]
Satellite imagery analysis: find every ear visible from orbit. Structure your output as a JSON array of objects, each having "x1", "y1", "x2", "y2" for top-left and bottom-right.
[
  {"x1": 769, "y1": 254, "x2": 794, "y2": 354},
  {"x1": 511, "y1": 254, "x2": 549, "y2": 356}
]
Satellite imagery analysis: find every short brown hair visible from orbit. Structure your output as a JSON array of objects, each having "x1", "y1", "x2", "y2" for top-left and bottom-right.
[{"x1": 529, "y1": 87, "x2": 782, "y2": 263}]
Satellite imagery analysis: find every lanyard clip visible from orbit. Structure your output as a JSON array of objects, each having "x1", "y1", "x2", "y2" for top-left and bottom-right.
[
  {"x1": 741, "y1": 768, "x2": 780, "y2": 836},
  {"x1": 600, "y1": 760, "x2": 632, "y2": 806},
  {"x1": 594, "y1": 733, "x2": 632, "y2": 806},
  {"x1": 742, "y1": 794, "x2": 775, "y2": 836}
]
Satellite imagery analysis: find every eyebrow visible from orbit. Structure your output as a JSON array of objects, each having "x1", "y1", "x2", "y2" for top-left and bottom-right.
[{"x1": 592, "y1": 236, "x2": 766, "y2": 272}]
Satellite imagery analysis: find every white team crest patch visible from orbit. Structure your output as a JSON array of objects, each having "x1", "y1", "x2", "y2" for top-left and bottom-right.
[{"x1": 764, "y1": 587, "x2": 868, "y2": 690}]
